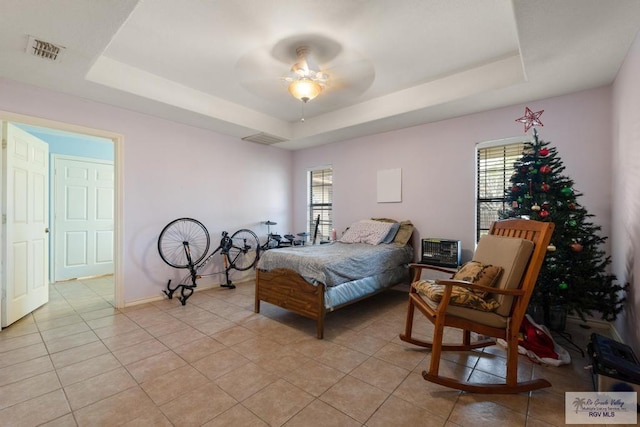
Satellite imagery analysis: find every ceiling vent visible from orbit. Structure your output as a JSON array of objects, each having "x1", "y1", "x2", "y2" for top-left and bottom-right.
[
  {"x1": 26, "y1": 36, "x2": 65, "y2": 62},
  {"x1": 241, "y1": 133, "x2": 288, "y2": 145}
]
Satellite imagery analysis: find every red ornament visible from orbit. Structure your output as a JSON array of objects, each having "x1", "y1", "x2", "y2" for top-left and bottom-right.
[
  {"x1": 539, "y1": 210, "x2": 550, "y2": 218},
  {"x1": 571, "y1": 243, "x2": 583, "y2": 252},
  {"x1": 568, "y1": 203, "x2": 576, "y2": 210},
  {"x1": 539, "y1": 148, "x2": 550, "y2": 157},
  {"x1": 542, "y1": 202, "x2": 550, "y2": 210},
  {"x1": 541, "y1": 183, "x2": 550, "y2": 192},
  {"x1": 511, "y1": 185, "x2": 519, "y2": 193},
  {"x1": 515, "y1": 107, "x2": 544, "y2": 133},
  {"x1": 539, "y1": 165, "x2": 551, "y2": 174}
]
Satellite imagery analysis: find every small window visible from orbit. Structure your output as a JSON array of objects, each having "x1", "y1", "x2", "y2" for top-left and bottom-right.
[
  {"x1": 476, "y1": 140, "x2": 525, "y2": 241},
  {"x1": 308, "y1": 167, "x2": 333, "y2": 241}
]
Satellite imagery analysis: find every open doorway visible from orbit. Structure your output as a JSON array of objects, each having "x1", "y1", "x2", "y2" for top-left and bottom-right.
[
  {"x1": 1, "y1": 111, "x2": 122, "y2": 327},
  {"x1": 18, "y1": 125, "x2": 115, "y2": 305}
]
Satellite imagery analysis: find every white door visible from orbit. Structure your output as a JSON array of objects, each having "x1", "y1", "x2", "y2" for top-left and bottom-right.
[
  {"x1": 2, "y1": 123, "x2": 49, "y2": 327},
  {"x1": 54, "y1": 156, "x2": 114, "y2": 281}
]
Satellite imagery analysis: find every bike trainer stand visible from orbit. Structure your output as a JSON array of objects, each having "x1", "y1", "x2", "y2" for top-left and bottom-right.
[{"x1": 164, "y1": 266, "x2": 235, "y2": 306}]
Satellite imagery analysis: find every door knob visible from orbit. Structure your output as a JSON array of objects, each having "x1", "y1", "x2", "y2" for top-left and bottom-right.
[{"x1": 45, "y1": 228, "x2": 49, "y2": 233}]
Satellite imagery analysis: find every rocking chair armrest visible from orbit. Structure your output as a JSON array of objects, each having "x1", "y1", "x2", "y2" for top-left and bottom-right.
[
  {"x1": 409, "y1": 263, "x2": 457, "y2": 277},
  {"x1": 435, "y1": 279, "x2": 526, "y2": 296}
]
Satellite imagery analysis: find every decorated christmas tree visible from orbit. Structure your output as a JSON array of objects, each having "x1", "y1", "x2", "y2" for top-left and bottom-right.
[{"x1": 501, "y1": 128, "x2": 627, "y2": 328}]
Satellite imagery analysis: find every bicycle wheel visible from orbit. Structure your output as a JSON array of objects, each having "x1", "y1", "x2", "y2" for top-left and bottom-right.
[
  {"x1": 228, "y1": 229, "x2": 260, "y2": 271},
  {"x1": 158, "y1": 218, "x2": 210, "y2": 268}
]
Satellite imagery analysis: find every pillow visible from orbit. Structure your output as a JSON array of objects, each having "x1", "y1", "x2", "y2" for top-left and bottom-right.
[
  {"x1": 371, "y1": 217, "x2": 396, "y2": 223},
  {"x1": 381, "y1": 222, "x2": 400, "y2": 244},
  {"x1": 371, "y1": 218, "x2": 414, "y2": 246},
  {"x1": 393, "y1": 220, "x2": 414, "y2": 246},
  {"x1": 413, "y1": 280, "x2": 501, "y2": 312},
  {"x1": 339, "y1": 220, "x2": 395, "y2": 245},
  {"x1": 452, "y1": 261, "x2": 503, "y2": 298}
]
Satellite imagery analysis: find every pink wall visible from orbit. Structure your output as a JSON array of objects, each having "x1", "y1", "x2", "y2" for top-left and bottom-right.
[
  {"x1": 0, "y1": 79, "x2": 293, "y2": 303},
  {"x1": 612, "y1": 31, "x2": 640, "y2": 352},
  {"x1": 0, "y1": 70, "x2": 627, "y2": 333},
  {"x1": 294, "y1": 87, "x2": 613, "y2": 264}
]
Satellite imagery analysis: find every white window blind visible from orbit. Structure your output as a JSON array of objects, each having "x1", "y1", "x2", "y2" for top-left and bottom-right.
[
  {"x1": 476, "y1": 142, "x2": 525, "y2": 241},
  {"x1": 308, "y1": 167, "x2": 333, "y2": 241}
]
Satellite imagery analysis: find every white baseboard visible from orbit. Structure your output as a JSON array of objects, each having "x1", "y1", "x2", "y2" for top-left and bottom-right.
[
  {"x1": 124, "y1": 294, "x2": 166, "y2": 307},
  {"x1": 566, "y1": 315, "x2": 622, "y2": 341},
  {"x1": 123, "y1": 278, "x2": 255, "y2": 308}
]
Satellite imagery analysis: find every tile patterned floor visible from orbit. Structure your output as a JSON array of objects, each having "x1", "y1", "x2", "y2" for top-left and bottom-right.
[{"x1": 0, "y1": 277, "x2": 624, "y2": 426}]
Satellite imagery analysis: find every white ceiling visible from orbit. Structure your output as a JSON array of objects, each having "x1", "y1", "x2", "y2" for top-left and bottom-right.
[{"x1": 1, "y1": 0, "x2": 639, "y2": 150}]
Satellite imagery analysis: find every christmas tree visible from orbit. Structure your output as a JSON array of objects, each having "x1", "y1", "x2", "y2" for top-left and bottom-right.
[{"x1": 501, "y1": 129, "x2": 627, "y2": 327}]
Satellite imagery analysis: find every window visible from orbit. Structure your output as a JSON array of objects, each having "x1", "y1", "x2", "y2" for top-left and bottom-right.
[
  {"x1": 476, "y1": 140, "x2": 525, "y2": 241},
  {"x1": 308, "y1": 167, "x2": 333, "y2": 241}
]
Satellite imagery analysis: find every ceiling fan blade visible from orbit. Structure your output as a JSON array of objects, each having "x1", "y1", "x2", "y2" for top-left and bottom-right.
[
  {"x1": 236, "y1": 46, "x2": 286, "y2": 85},
  {"x1": 322, "y1": 55, "x2": 375, "y2": 96}
]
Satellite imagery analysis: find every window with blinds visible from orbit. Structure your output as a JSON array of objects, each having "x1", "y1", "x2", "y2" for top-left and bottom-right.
[
  {"x1": 476, "y1": 142, "x2": 525, "y2": 241},
  {"x1": 308, "y1": 167, "x2": 333, "y2": 241}
]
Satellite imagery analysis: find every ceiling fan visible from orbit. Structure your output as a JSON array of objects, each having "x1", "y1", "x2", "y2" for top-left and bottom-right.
[
  {"x1": 284, "y1": 46, "x2": 329, "y2": 103},
  {"x1": 236, "y1": 34, "x2": 375, "y2": 119}
]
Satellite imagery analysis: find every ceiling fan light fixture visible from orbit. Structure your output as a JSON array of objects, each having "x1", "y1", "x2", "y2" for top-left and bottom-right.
[{"x1": 288, "y1": 78, "x2": 322, "y2": 103}]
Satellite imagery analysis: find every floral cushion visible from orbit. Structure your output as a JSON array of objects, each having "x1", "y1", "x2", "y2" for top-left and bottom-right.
[
  {"x1": 452, "y1": 261, "x2": 503, "y2": 298},
  {"x1": 413, "y1": 280, "x2": 501, "y2": 312}
]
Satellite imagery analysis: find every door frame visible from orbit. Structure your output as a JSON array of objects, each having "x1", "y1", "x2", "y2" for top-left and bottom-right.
[{"x1": 0, "y1": 110, "x2": 124, "y2": 310}]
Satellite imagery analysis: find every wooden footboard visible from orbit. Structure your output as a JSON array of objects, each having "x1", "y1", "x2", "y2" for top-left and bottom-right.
[{"x1": 255, "y1": 268, "x2": 326, "y2": 339}]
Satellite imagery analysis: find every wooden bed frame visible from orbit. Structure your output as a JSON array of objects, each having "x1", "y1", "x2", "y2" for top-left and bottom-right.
[
  {"x1": 254, "y1": 267, "x2": 406, "y2": 339},
  {"x1": 255, "y1": 268, "x2": 326, "y2": 338},
  {"x1": 255, "y1": 219, "x2": 414, "y2": 339}
]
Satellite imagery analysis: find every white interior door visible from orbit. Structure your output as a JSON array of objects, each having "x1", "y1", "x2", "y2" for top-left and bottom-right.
[
  {"x1": 2, "y1": 123, "x2": 49, "y2": 327},
  {"x1": 54, "y1": 156, "x2": 114, "y2": 281}
]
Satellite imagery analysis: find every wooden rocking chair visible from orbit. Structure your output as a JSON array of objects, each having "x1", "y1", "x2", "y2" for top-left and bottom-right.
[{"x1": 399, "y1": 219, "x2": 555, "y2": 394}]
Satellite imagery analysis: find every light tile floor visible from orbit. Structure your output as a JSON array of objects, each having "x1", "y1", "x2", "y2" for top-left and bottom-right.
[{"x1": 0, "y1": 277, "x2": 625, "y2": 426}]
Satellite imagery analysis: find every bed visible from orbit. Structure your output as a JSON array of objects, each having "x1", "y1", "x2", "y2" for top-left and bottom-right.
[{"x1": 254, "y1": 219, "x2": 414, "y2": 338}]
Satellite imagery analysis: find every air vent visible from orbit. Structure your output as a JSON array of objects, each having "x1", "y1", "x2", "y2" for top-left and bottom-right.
[
  {"x1": 241, "y1": 133, "x2": 288, "y2": 145},
  {"x1": 26, "y1": 36, "x2": 65, "y2": 62}
]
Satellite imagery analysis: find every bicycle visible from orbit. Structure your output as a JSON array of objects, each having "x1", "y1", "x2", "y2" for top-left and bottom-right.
[{"x1": 158, "y1": 218, "x2": 260, "y2": 305}]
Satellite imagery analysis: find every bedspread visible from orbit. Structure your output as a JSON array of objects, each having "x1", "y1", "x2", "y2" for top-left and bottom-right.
[{"x1": 255, "y1": 241, "x2": 413, "y2": 287}]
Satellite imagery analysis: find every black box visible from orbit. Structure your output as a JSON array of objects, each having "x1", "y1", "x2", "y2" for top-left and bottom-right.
[
  {"x1": 420, "y1": 238, "x2": 461, "y2": 268},
  {"x1": 588, "y1": 333, "x2": 640, "y2": 395}
]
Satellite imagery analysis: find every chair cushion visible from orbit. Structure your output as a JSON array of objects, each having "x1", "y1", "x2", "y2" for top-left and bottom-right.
[
  {"x1": 452, "y1": 261, "x2": 503, "y2": 297},
  {"x1": 413, "y1": 280, "x2": 501, "y2": 312},
  {"x1": 472, "y1": 235, "x2": 534, "y2": 317},
  {"x1": 423, "y1": 297, "x2": 508, "y2": 329}
]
